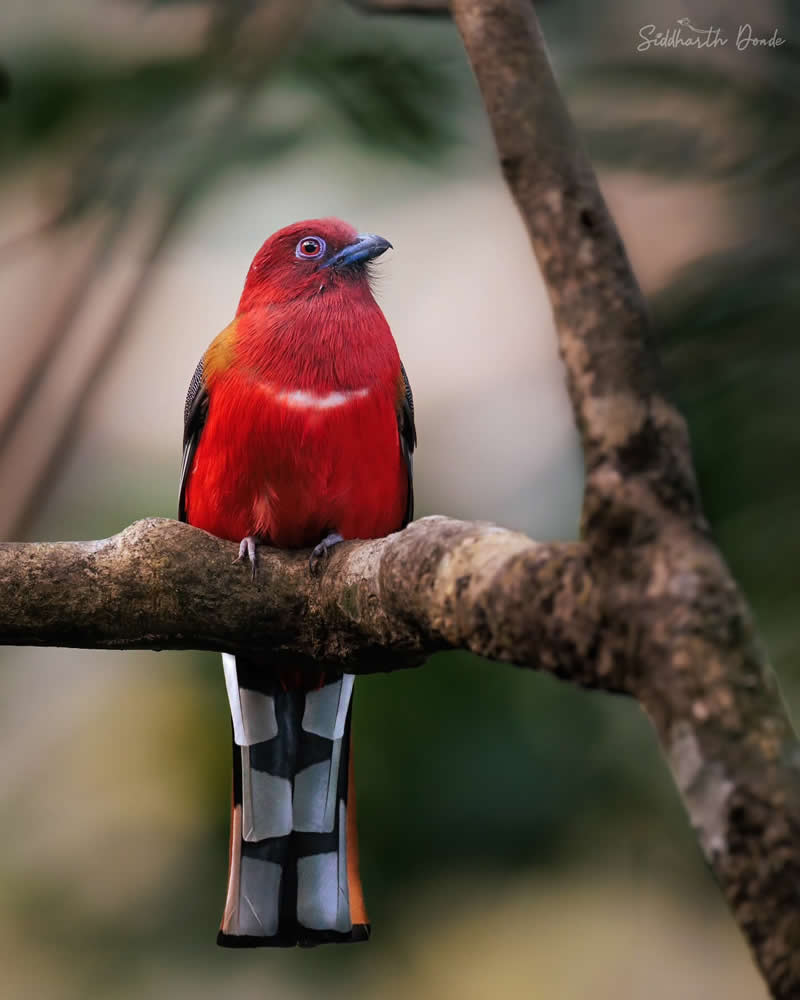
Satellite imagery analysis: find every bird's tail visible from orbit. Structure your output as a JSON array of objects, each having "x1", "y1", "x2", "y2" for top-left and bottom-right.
[{"x1": 217, "y1": 654, "x2": 369, "y2": 947}]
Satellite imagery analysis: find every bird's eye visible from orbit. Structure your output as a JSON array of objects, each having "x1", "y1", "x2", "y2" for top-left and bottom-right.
[{"x1": 295, "y1": 236, "x2": 326, "y2": 260}]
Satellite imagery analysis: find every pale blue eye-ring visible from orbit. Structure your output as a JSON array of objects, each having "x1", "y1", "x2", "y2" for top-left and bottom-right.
[{"x1": 295, "y1": 236, "x2": 326, "y2": 260}]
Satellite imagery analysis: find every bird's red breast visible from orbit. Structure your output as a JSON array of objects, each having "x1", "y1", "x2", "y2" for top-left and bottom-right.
[{"x1": 184, "y1": 218, "x2": 409, "y2": 547}]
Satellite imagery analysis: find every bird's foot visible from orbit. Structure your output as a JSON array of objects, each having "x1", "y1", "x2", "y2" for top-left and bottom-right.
[
  {"x1": 309, "y1": 532, "x2": 344, "y2": 575},
  {"x1": 235, "y1": 535, "x2": 261, "y2": 581}
]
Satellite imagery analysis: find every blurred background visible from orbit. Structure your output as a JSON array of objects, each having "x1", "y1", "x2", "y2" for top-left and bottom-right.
[{"x1": 1, "y1": 0, "x2": 796, "y2": 997}]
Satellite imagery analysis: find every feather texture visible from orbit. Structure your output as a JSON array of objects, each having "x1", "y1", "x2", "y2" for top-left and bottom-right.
[{"x1": 180, "y1": 218, "x2": 414, "y2": 946}]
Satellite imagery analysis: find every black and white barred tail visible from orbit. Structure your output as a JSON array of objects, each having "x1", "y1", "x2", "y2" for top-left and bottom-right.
[{"x1": 217, "y1": 655, "x2": 369, "y2": 947}]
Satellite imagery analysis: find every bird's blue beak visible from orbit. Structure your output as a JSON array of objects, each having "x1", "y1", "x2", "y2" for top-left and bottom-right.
[{"x1": 322, "y1": 233, "x2": 393, "y2": 270}]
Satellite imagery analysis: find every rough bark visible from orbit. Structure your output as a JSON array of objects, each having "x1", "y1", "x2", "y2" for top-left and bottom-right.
[
  {"x1": 1, "y1": 0, "x2": 797, "y2": 996},
  {"x1": 449, "y1": 2, "x2": 800, "y2": 997},
  {"x1": 0, "y1": 515, "x2": 600, "y2": 681}
]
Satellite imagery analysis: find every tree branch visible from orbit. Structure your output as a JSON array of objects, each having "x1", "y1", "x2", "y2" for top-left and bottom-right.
[
  {"x1": 0, "y1": 516, "x2": 600, "y2": 681},
  {"x1": 449, "y1": 2, "x2": 800, "y2": 997},
  {"x1": 450, "y1": 0, "x2": 704, "y2": 537}
]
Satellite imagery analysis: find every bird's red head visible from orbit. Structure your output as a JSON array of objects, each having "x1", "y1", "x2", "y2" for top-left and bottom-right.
[{"x1": 237, "y1": 217, "x2": 393, "y2": 313}]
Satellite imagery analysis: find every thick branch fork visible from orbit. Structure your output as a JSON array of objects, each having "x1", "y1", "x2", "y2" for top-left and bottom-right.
[
  {"x1": 0, "y1": 516, "x2": 596, "y2": 677},
  {"x1": 446, "y1": 1, "x2": 800, "y2": 997}
]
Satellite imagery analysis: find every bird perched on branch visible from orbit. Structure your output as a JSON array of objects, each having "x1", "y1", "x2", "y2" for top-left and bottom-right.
[{"x1": 178, "y1": 219, "x2": 416, "y2": 947}]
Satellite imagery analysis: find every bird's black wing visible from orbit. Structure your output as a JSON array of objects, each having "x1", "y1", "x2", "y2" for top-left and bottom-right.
[
  {"x1": 178, "y1": 355, "x2": 209, "y2": 523},
  {"x1": 397, "y1": 361, "x2": 417, "y2": 527}
]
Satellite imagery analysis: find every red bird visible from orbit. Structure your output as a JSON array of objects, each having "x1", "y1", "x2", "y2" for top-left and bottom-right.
[{"x1": 178, "y1": 219, "x2": 416, "y2": 947}]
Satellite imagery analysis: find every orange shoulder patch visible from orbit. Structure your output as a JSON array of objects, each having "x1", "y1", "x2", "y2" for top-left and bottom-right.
[
  {"x1": 395, "y1": 369, "x2": 407, "y2": 410},
  {"x1": 203, "y1": 319, "x2": 238, "y2": 382}
]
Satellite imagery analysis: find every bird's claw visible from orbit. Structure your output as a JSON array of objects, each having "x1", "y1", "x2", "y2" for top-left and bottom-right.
[
  {"x1": 235, "y1": 535, "x2": 260, "y2": 581},
  {"x1": 309, "y1": 532, "x2": 344, "y2": 575}
]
